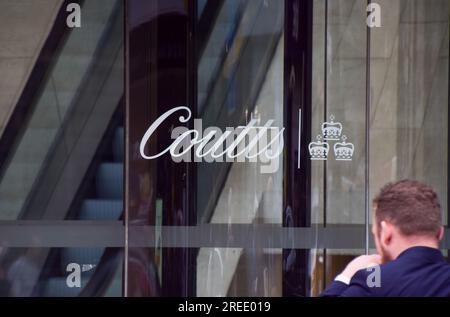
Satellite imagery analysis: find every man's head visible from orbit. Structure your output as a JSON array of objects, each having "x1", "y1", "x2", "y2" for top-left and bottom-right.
[{"x1": 372, "y1": 180, "x2": 444, "y2": 262}]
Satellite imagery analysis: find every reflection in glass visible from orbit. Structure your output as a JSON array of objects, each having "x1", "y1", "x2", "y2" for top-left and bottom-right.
[
  {"x1": 369, "y1": 0, "x2": 449, "y2": 224},
  {"x1": 0, "y1": 248, "x2": 122, "y2": 297},
  {"x1": 196, "y1": 0, "x2": 284, "y2": 296},
  {"x1": 0, "y1": 0, "x2": 123, "y2": 221},
  {"x1": 0, "y1": 0, "x2": 124, "y2": 297},
  {"x1": 311, "y1": 0, "x2": 449, "y2": 294}
]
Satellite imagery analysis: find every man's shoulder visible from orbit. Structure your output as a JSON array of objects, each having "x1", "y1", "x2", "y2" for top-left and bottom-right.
[
  {"x1": 379, "y1": 252, "x2": 450, "y2": 277},
  {"x1": 349, "y1": 260, "x2": 403, "y2": 295},
  {"x1": 352, "y1": 254, "x2": 450, "y2": 296},
  {"x1": 352, "y1": 256, "x2": 422, "y2": 286}
]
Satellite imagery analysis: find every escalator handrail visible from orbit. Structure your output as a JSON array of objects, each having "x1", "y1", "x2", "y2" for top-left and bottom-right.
[{"x1": 196, "y1": 0, "x2": 225, "y2": 60}]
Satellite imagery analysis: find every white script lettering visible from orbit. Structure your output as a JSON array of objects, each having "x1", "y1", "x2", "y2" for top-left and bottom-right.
[{"x1": 139, "y1": 106, "x2": 284, "y2": 173}]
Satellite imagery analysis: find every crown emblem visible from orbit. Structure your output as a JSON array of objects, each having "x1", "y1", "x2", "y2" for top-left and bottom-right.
[
  {"x1": 321, "y1": 115, "x2": 342, "y2": 141},
  {"x1": 333, "y1": 135, "x2": 354, "y2": 161},
  {"x1": 309, "y1": 135, "x2": 329, "y2": 160}
]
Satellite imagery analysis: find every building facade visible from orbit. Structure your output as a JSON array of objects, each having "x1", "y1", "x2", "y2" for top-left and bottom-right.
[{"x1": 0, "y1": 0, "x2": 448, "y2": 296}]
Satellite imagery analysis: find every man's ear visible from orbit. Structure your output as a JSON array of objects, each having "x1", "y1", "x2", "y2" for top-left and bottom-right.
[
  {"x1": 380, "y1": 220, "x2": 393, "y2": 245},
  {"x1": 438, "y1": 226, "x2": 444, "y2": 241}
]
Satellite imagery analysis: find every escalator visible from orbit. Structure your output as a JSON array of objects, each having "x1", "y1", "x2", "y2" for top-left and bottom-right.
[
  {"x1": 0, "y1": 0, "x2": 124, "y2": 297},
  {"x1": 37, "y1": 109, "x2": 124, "y2": 297}
]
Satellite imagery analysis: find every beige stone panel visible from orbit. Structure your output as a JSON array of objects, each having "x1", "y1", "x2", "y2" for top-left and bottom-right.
[
  {"x1": 325, "y1": 187, "x2": 365, "y2": 224},
  {"x1": 370, "y1": 0, "x2": 401, "y2": 59},
  {"x1": 368, "y1": 58, "x2": 389, "y2": 121},
  {"x1": 369, "y1": 128, "x2": 398, "y2": 201},
  {"x1": 327, "y1": 23, "x2": 351, "y2": 62},
  {"x1": 314, "y1": 0, "x2": 356, "y2": 26},
  {"x1": 395, "y1": 127, "x2": 422, "y2": 178},
  {"x1": 0, "y1": 57, "x2": 31, "y2": 127},
  {"x1": 0, "y1": 92, "x2": 14, "y2": 130},
  {"x1": 401, "y1": 0, "x2": 449, "y2": 23},
  {"x1": 327, "y1": 58, "x2": 366, "y2": 118},
  {"x1": 0, "y1": 57, "x2": 30, "y2": 92},
  {"x1": 396, "y1": 22, "x2": 447, "y2": 129},
  {"x1": 328, "y1": 0, "x2": 356, "y2": 25},
  {"x1": 0, "y1": 0, "x2": 61, "y2": 58},
  {"x1": 335, "y1": 0, "x2": 367, "y2": 59},
  {"x1": 417, "y1": 56, "x2": 448, "y2": 214},
  {"x1": 0, "y1": 0, "x2": 63, "y2": 138},
  {"x1": 371, "y1": 37, "x2": 399, "y2": 129},
  {"x1": 440, "y1": 25, "x2": 449, "y2": 58}
]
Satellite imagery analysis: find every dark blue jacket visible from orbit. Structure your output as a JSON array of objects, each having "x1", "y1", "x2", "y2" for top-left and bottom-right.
[{"x1": 321, "y1": 246, "x2": 450, "y2": 297}]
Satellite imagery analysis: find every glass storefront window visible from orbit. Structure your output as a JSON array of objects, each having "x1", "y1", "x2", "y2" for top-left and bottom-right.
[
  {"x1": 127, "y1": 0, "x2": 449, "y2": 297},
  {"x1": 0, "y1": 0, "x2": 448, "y2": 297}
]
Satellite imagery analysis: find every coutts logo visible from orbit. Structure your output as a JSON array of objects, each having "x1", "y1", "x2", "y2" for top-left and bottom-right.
[{"x1": 139, "y1": 106, "x2": 285, "y2": 174}]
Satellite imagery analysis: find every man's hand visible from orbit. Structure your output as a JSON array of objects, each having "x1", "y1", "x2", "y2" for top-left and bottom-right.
[{"x1": 340, "y1": 254, "x2": 382, "y2": 280}]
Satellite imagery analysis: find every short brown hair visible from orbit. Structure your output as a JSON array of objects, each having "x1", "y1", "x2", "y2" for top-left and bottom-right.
[{"x1": 373, "y1": 180, "x2": 442, "y2": 237}]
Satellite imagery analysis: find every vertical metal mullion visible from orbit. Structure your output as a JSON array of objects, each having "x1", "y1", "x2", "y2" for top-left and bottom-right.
[
  {"x1": 365, "y1": 0, "x2": 372, "y2": 255},
  {"x1": 123, "y1": 0, "x2": 129, "y2": 298},
  {"x1": 447, "y1": 8, "x2": 449, "y2": 257},
  {"x1": 322, "y1": 0, "x2": 328, "y2": 292},
  {"x1": 187, "y1": 0, "x2": 197, "y2": 297},
  {"x1": 323, "y1": 0, "x2": 328, "y2": 228}
]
